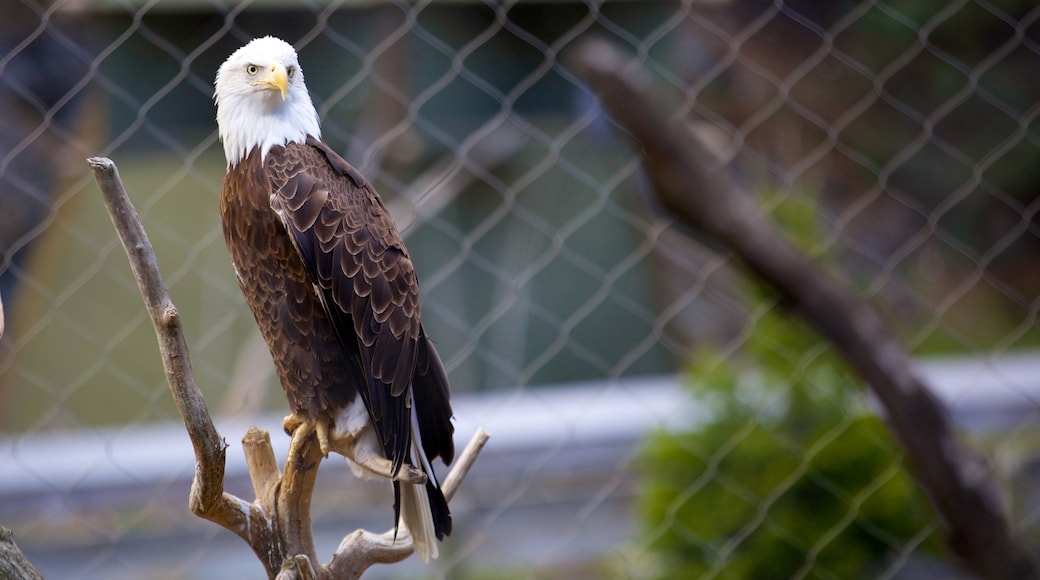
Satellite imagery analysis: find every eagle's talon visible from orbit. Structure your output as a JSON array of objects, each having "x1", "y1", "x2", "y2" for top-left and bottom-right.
[
  {"x1": 396, "y1": 465, "x2": 427, "y2": 485},
  {"x1": 282, "y1": 413, "x2": 333, "y2": 457},
  {"x1": 282, "y1": 413, "x2": 304, "y2": 437},
  {"x1": 315, "y1": 419, "x2": 331, "y2": 458}
]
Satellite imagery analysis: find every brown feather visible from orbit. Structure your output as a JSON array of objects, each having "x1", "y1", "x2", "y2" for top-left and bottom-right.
[
  {"x1": 220, "y1": 148, "x2": 359, "y2": 421},
  {"x1": 221, "y1": 138, "x2": 454, "y2": 477}
]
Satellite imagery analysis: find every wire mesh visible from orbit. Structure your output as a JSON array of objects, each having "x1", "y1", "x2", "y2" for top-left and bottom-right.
[{"x1": 2, "y1": 0, "x2": 1039, "y2": 578}]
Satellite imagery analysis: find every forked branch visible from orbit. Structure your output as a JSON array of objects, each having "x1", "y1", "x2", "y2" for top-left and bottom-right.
[{"x1": 89, "y1": 157, "x2": 488, "y2": 579}]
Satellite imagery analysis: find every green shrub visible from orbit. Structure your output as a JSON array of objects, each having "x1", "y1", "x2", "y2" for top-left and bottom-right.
[{"x1": 636, "y1": 303, "x2": 942, "y2": 578}]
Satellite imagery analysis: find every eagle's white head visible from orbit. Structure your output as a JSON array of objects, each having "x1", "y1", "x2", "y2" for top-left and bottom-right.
[{"x1": 215, "y1": 36, "x2": 321, "y2": 167}]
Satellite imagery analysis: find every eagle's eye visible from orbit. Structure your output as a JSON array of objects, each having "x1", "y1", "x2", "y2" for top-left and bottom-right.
[
  {"x1": 246, "y1": 64, "x2": 259, "y2": 76},
  {"x1": 287, "y1": 66, "x2": 296, "y2": 79}
]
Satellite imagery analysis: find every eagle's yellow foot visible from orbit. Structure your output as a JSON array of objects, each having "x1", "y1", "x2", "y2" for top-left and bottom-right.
[
  {"x1": 392, "y1": 463, "x2": 428, "y2": 485},
  {"x1": 282, "y1": 413, "x2": 427, "y2": 484},
  {"x1": 282, "y1": 413, "x2": 332, "y2": 457}
]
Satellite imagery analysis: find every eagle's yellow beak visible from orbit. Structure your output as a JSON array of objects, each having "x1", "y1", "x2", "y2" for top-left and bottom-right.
[{"x1": 255, "y1": 63, "x2": 289, "y2": 100}]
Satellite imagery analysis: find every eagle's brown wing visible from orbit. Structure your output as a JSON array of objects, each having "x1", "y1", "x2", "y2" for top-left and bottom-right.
[
  {"x1": 265, "y1": 137, "x2": 454, "y2": 473},
  {"x1": 221, "y1": 149, "x2": 361, "y2": 423}
]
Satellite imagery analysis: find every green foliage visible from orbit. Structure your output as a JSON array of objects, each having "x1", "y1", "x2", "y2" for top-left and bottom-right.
[{"x1": 636, "y1": 314, "x2": 942, "y2": 578}]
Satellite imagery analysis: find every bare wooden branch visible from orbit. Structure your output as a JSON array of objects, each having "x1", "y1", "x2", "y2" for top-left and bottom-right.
[
  {"x1": 88, "y1": 157, "x2": 242, "y2": 530},
  {"x1": 0, "y1": 527, "x2": 43, "y2": 580},
  {"x1": 89, "y1": 156, "x2": 488, "y2": 579},
  {"x1": 278, "y1": 425, "x2": 324, "y2": 565},
  {"x1": 442, "y1": 427, "x2": 491, "y2": 503},
  {"x1": 276, "y1": 554, "x2": 317, "y2": 580},
  {"x1": 326, "y1": 427, "x2": 491, "y2": 579},
  {"x1": 571, "y1": 40, "x2": 1039, "y2": 580},
  {"x1": 242, "y1": 427, "x2": 280, "y2": 502}
]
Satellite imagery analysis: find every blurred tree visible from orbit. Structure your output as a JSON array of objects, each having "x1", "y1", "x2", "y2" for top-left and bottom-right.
[
  {"x1": 686, "y1": 0, "x2": 1040, "y2": 353},
  {"x1": 636, "y1": 323, "x2": 942, "y2": 578},
  {"x1": 633, "y1": 191, "x2": 943, "y2": 578}
]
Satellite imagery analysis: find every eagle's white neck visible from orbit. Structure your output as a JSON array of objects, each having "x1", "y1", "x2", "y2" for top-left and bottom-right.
[{"x1": 216, "y1": 88, "x2": 320, "y2": 168}]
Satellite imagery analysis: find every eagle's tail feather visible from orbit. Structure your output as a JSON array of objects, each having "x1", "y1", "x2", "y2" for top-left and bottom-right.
[
  {"x1": 400, "y1": 395, "x2": 452, "y2": 562},
  {"x1": 400, "y1": 477, "x2": 438, "y2": 563}
]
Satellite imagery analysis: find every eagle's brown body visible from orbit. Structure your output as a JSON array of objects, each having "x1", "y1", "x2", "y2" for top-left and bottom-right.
[
  {"x1": 220, "y1": 137, "x2": 454, "y2": 541},
  {"x1": 220, "y1": 141, "x2": 357, "y2": 420}
]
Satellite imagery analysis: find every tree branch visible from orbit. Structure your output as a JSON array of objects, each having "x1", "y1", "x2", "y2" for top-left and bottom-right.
[
  {"x1": 89, "y1": 157, "x2": 488, "y2": 579},
  {"x1": 0, "y1": 527, "x2": 43, "y2": 580},
  {"x1": 88, "y1": 157, "x2": 241, "y2": 529},
  {"x1": 326, "y1": 427, "x2": 490, "y2": 579},
  {"x1": 571, "y1": 40, "x2": 1038, "y2": 580}
]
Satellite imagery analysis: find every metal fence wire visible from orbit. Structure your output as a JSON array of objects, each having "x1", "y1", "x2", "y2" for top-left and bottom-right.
[{"x1": 2, "y1": 0, "x2": 1040, "y2": 578}]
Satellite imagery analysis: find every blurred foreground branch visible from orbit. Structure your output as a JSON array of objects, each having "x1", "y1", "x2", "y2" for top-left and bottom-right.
[
  {"x1": 571, "y1": 40, "x2": 1037, "y2": 579},
  {"x1": 88, "y1": 157, "x2": 488, "y2": 580},
  {"x1": 0, "y1": 527, "x2": 43, "y2": 580}
]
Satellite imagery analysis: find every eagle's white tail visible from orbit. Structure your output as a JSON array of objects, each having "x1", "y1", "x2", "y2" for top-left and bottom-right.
[
  {"x1": 400, "y1": 479, "x2": 437, "y2": 563},
  {"x1": 402, "y1": 394, "x2": 442, "y2": 563}
]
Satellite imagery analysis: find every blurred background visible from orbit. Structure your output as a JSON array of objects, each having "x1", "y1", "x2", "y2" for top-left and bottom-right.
[{"x1": 1, "y1": 0, "x2": 1039, "y2": 578}]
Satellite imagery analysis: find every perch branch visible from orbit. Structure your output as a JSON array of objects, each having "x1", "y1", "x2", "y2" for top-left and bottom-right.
[
  {"x1": 0, "y1": 527, "x2": 43, "y2": 580},
  {"x1": 326, "y1": 427, "x2": 491, "y2": 579},
  {"x1": 242, "y1": 427, "x2": 280, "y2": 502},
  {"x1": 571, "y1": 40, "x2": 1038, "y2": 580},
  {"x1": 278, "y1": 422, "x2": 324, "y2": 564},
  {"x1": 88, "y1": 157, "x2": 244, "y2": 530},
  {"x1": 89, "y1": 157, "x2": 488, "y2": 579}
]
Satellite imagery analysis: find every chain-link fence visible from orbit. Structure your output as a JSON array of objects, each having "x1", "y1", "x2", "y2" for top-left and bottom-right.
[{"x1": 2, "y1": 0, "x2": 1039, "y2": 578}]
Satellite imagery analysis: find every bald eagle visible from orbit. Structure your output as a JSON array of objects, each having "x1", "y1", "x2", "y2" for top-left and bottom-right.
[{"x1": 214, "y1": 36, "x2": 454, "y2": 562}]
